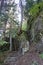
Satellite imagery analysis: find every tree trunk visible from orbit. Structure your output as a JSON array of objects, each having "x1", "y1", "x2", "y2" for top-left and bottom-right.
[
  {"x1": 9, "y1": 23, "x2": 12, "y2": 51},
  {"x1": 3, "y1": 21, "x2": 7, "y2": 40},
  {"x1": 10, "y1": 33, "x2": 12, "y2": 51},
  {"x1": 18, "y1": 0, "x2": 23, "y2": 35}
]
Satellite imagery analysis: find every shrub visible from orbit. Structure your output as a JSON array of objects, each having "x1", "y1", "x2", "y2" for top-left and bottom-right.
[
  {"x1": 0, "y1": 40, "x2": 7, "y2": 46},
  {"x1": 0, "y1": 40, "x2": 9, "y2": 51}
]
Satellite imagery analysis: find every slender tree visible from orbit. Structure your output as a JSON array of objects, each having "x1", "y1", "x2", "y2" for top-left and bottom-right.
[{"x1": 18, "y1": 0, "x2": 26, "y2": 35}]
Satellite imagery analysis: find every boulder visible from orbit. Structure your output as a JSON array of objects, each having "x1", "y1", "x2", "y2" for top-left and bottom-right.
[
  {"x1": 20, "y1": 40, "x2": 29, "y2": 55},
  {"x1": 35, "y1": 41, "x2": 43, "y2": 53}
]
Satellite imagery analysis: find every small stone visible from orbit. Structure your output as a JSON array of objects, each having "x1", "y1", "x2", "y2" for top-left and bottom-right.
[{"x1": 32, "y1": 61, "x2": 39, "y2": 65}]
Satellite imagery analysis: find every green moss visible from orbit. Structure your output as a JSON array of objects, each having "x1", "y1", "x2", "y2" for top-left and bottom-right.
[
  {"x1": 22, "y1": 21, "x2": 27, "y2": 31},
  {"x1": 30, "y1": 5, "x2": 39, "y2": 16},
  {"x1": 39, "y1": 2, "x2": 43, "y2": 10},
  {"x1": 29, "y1": 2, "x2": 43, "y2": 18}
]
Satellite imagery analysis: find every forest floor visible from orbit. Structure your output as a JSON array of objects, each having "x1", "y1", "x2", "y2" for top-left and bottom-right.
[
  {"x1": 3, "y1": 43, "x2": 43, "y2": 65},
  {"x1": 0, "y1": 42, "x2": 43, "y2": 65}
]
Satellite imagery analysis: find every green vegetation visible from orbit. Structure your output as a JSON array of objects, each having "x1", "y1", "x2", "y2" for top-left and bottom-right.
[
  {"x1": 22, "y1": 21, "x2": 27, "y2": 31},
  {"x1": 39, "y1": 53, "x2": 43, "y2": 59},
  {"x1": 0, "y1": 40, "x2": 9, "y2": 51},
  {"x1": 30, "y1": 4, "x2": 39, "y2": 17},
  {"x1": 27, "y1": 2, "x2": 43, "y2": 30},
  {"x1": 0, "y1": 40, "x2": 7, "y2": 46},
  {"x1": 29, "y1": 2, "x2": 43, "y2": 18}
]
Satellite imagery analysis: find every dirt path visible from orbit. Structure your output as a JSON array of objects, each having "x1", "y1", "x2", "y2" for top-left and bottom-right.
[
  {"x1": 4, "y1": 41, "x2": 43, "y2": 65},
  {"x1": 14, "y1": 52, "x2": 43, "y2": 65},
  {"x1": 4, "y1": 45, "x2": 43, "y2": 65}
]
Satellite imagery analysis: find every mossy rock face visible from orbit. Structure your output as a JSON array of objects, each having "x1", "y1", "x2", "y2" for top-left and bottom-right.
[
  {"x1": 27, "y1": 2, "x2": 43, "y2": 43},
  {"x1": 31, "y1": 11, "x2": 43, "y2": 42}
]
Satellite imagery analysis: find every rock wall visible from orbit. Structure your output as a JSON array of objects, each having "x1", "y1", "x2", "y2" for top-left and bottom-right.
[
  {"x1": 31, "y1": 16, "x2": 43, "y2": 42},
  {"x1": 31, "y1": 15, "x2": 43, "y2": 53}
]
